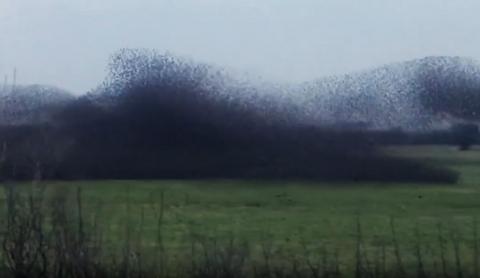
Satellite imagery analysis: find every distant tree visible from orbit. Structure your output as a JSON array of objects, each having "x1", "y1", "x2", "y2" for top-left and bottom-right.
[{"x1": 451, "y1": 123, "x2": 479, "y2": 150}]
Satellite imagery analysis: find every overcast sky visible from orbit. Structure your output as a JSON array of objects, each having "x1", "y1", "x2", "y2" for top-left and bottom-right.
[{"x1": 1, "y1": 0, "x2": 479, "y2": 94}]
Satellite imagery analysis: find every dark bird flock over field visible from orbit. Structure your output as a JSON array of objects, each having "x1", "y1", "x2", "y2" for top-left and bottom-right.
[{"x1": 0, "y1": 50, "x2": 478, "y2": 182}]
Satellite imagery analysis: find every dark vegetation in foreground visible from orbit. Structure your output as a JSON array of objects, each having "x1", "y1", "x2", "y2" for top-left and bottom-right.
[
  {"x1": 1, "y1": 183, "x2": 479, "y2": 278},
  {"x1": 0, "y1": 49, "x2": 460, "y2": 183}
]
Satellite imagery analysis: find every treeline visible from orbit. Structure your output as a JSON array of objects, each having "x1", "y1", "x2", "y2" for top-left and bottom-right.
[
  {"x1": 0, "y1": 49, "x2": 459, "y2": 182},
  {"x1": 359, "y1": 125, "x2": 478, "y2": 148}
]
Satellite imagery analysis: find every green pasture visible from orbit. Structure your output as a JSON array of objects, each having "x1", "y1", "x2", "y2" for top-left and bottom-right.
[{"x1": 2, "y1": 145, "x2": 480, "y2": 270}]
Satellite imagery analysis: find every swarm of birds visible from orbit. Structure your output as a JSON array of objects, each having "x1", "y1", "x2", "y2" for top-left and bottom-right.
[{"x1": 1, "y1": 53, "x2": 479, "y2": 130}]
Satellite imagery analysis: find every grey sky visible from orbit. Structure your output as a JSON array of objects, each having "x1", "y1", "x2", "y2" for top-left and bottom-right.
[{"x1": 0, "y1": 0, "x2": 479, "y2": 94}]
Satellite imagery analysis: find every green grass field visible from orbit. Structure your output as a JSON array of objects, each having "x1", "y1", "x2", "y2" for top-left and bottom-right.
[{"x1": 3, "y1": 145, "x2": 480, "y2": 272}]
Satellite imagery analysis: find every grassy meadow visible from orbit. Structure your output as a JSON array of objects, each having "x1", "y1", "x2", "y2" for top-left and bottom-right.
[{"x1": 2, "y1": 145, "x2": 480, "y2": 276}]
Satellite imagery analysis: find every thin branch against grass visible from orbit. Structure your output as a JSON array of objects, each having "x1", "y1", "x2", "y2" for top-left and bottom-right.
[
  {"x1": 450, "y1": 222, "x2": 464, "y2": 278},
  {"x1": 413, "y1": 221, "x2": 426, "y2": 278},
  {"x1": 437, "y1": 221, "x2": 449, "y2": 278},
  {"x1": 1, "y1": 186, "x2": 480, "y2": 277},
  {"x1": 389, "y1": 216, "x2": 405, "y2": 277},
  {"x1": 474, "y1": 216, "x2": 479, "y2": 278}
]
